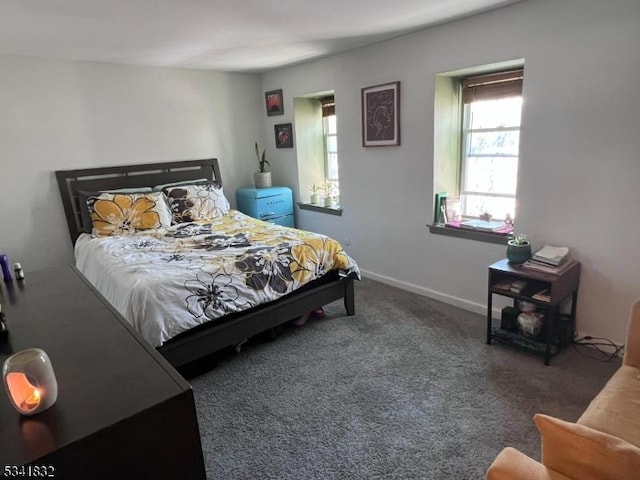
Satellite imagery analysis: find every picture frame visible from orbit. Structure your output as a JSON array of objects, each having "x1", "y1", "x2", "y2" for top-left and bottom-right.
[
  {"x1": 445, "y1": 196, "x2": 462, "y2": 223},
  {"x1": 274, "y1": 123, "x2": 293, "y2": 148},
  {"x1": 361, "y1": 81, "x2": 401, "y2": 147},
  {"x1": 265, "y1": 89, "x2": 284, "y2": 116}
]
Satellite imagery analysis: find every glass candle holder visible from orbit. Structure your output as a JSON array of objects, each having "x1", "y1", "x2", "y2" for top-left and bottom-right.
[{"x1": 3, "y1": 348, "x2": 58, "y2": 416}]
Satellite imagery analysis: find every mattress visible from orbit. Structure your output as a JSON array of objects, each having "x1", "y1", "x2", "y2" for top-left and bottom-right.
[{"x1": 75, "y1": 210, "x2": 359, "y2": 347}]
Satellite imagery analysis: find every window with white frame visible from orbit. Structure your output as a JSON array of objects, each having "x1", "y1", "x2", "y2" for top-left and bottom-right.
[
  {"x1": 321, "y1": 97, "x2": 339, "y2": 201},
  {"x1": 294, "y1": 93, "x2": 341, "y2": 211},
  {"x1": 459, "y1": 69, "x2": 523, "y2": 221}
]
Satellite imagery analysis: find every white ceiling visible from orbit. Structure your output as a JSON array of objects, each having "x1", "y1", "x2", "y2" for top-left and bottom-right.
[{"x1": 0, "y1": 0, "x2": 522, "y2": 73}]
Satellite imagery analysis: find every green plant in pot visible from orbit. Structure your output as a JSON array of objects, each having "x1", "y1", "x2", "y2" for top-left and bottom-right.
[
  {"x1": 254, "y1": 141, "x2": 271, "y2": 188},
  {"x1": 507, "y1": 233, "x2": 531, "y2": 264},
  {"x1": 321, "y1": 180, "x2": 336, "y2": 207},
  {"x1": 308, "y1": 184, "x2": 321, "y2": 204}
]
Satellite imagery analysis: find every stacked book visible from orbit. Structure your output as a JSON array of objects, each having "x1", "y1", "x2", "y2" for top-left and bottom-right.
[
  {"x1": 458, "y1": 219, "x2": 507, "y2": 232},
  {"x1": 509, "y1": 279, "x2": 527, "y2": 293},
  {"x1": 492, "y1": 278, "x2": 527, "y2": 293},
  {"x1": 522, "y1": 245, "x2": 572, "y2": 274},
  {"x1": 531, "y1": 288, "x2": 551, "y2": 302},
  {"x1": 532, "y1": 245, "x2": 569, "y2": 265}
]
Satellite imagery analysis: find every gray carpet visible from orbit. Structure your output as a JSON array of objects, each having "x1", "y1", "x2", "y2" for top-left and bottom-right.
[{"x1": 188, "y1": 278, "x2": 620, "y2": 479}]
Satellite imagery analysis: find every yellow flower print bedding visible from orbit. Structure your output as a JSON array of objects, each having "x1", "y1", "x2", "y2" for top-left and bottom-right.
[
  {"x1": 163, "y1": 181, "x2": 230, "y2": 222},
  {"x1": 290, "y1": 237, "x2": 351, "y2": 284},
  {"x1": 75, "y1": 210, "x2": 360, "y2": 347}
]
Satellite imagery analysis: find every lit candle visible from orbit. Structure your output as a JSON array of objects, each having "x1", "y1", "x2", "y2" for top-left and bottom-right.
[
  {"x1": 20, "y1": 388, "x2": 41, "y2": 411},
  {"x1": 3, "y1": 349, "x2": 58, "y2": 416}
]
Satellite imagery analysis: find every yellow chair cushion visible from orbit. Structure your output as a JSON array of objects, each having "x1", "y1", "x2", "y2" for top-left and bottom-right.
[
  {"x1": 578, "y1": 365, "x2": 640, "y2": 448},
  {"x1": 535, "y1": 413, "x2": 640, "y2": 480},
  {"x1": 486, "y1": 447, "x2": 573, "y2": 480}
]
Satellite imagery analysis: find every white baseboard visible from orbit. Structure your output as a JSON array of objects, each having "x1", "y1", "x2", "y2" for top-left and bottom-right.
[
  {"x1": 360, "y1": 269, "x2": 624, "y2": 357},
  {"x1": 360, "y1": 269, "x2": 502, "y2": 318}
]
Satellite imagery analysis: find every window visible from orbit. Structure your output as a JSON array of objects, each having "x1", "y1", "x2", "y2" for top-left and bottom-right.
[
  {"x1": 294, "y1": 93, "x2": 341, "y2": 213},
  {"x1": 459, "y1": 69, "x2": 523, "y2": 221},
  {"x1": 321, "y1": 97, "x2": 340, "y2": 200},
  {"x1": 432, "y1": 62, "x2": 523, "y2": 241}
]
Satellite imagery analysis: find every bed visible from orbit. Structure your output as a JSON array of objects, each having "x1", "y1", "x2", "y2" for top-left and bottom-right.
[{"x1": 55, "y1": 159, "x2": 359, "y2": 368}]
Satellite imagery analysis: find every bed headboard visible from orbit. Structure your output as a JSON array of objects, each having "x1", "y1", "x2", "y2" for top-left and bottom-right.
[{"x1": 55, "y1": 158, "x2": 222, "y2": 244}]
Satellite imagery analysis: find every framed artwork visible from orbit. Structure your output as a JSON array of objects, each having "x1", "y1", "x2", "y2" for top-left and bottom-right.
[
  {"x1": 444, "y1": 196, "x2": 462, "y2": 223},
  {"x1": 274, "y1": 123, "x2": 293, "y2": 148},
  {"x1": 361, "y1": 81, "x2": 401, "y2": 147},
  {"x1": 265, "y1": 89, "x2": 284, "y2": 116}
]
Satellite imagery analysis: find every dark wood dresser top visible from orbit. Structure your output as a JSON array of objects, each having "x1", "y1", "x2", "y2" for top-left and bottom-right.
[{"x1": 0, "y1": 265, "x2": 204, "y2": 477}]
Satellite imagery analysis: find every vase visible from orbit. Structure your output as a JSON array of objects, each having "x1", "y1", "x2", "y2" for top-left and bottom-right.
[
  {"x1": 310, "y1": 193, "x2": 320, "y2": 204},
  {"x1": 506, "y1": 241, "x2": 531, "y2": 264},
  {"x1": 324, "y1": 196, "x2": 335, "y2": 207},
  {"x1": 254, "y1": 172, "x2": 272, "y2": 189}
]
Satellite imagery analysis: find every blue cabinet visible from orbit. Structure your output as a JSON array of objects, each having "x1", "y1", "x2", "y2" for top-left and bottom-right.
[{"x1": 236, "y1": 186, "x2": 295, "y2": 227}]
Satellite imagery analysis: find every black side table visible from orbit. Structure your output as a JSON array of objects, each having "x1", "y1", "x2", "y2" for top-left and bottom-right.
[{"x1": 487, "y1": 258, "x2": 581, "y2": 365}]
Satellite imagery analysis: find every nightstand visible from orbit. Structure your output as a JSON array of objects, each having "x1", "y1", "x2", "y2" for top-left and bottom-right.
[
  {"x1": 236, "y1": 186, "x2": 295, "y2": 227},
  {"x1": 487, "y1": 258, "x2": 580, "y2": 365}
]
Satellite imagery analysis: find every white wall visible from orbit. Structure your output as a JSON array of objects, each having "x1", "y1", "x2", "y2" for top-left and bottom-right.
[
  {"x1": 261, "y1": 0, "x2": 640, "y2": 344},
  {"x1": 0, "y1": 56, "x2": 263, "y2": 272}
]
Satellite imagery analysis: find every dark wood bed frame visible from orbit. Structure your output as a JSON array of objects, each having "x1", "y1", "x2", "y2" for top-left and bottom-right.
[{"x1": 55, "y1": 159, "x2": 356, "y2": 368}]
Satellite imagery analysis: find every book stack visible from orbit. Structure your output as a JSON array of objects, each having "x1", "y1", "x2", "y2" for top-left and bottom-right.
[
  {"x1": 532, "y1": 288, "x2": 551, "y2": 302},
  {"x1": 493, "y1": 279, "x2": 513, "y2": 291},
  {"x1": 510, "y1": 279, "x2": 527, "y2": 293},
  {"x1": 492, "y1": 278, "x2": 528, "y2": 293},
  {"x1": 458, "y1": 219, "x2": 508, "y2": 232},
  {"x1": 522, "y1": 245, "x2": 572, "y2": 274},
  {"x1": 532, "y1": 245, "x2": 569, "y2": 265}
]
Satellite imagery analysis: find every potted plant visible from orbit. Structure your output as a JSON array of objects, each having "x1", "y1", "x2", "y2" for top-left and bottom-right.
[
  {"x1": 507, "y1": 233, "x2": 532, "y2": 264},
  {"x1": 321, "y1": 180, "x2": 336, "y2": 207},
  {"x1": 309, "y1": 184, "x2": 321, "y2": 204},
  {"x1": 254, "y1": 141, "x2": 271, "y2": 188}
]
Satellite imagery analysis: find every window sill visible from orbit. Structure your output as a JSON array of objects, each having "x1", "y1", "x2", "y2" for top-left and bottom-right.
[
  {"x1": 298, "y1": 202, "x2": 343, "y2": 216},
  {"x1": 428, "y1": 224, "x2": 509, "y2": 245}
]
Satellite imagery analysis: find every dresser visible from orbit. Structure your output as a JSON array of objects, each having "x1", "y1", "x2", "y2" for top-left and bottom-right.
[
  {"x1": 236, "y1": 186, "x2": 295, "y2": 227},
  {"x1": 0, "y1": 266, "x2": 205, "y2": 479}
]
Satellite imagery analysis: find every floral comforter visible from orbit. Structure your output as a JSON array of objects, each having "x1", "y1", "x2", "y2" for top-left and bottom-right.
[{"x1": 75, "y1": 210, "x2": 360, "y2": 347}]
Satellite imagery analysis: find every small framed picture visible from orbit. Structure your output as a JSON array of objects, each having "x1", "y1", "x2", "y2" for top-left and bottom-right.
[
  {"x1": 265, "y1": 89, "x2": 284, "y2": 116},
  {"x1": 445, "y1": 196, "x2": 462, "y2": 223},
  {"x1": 274, "y1": 123, "x2": 293, "y2": 148},
  {"x1": 361, "y1": 81, "x2": 401, "y2": 147}
]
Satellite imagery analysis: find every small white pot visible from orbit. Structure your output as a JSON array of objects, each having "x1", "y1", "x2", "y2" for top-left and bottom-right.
[
  {"x1": 254, "y1": 172, "x2": 272, "y2": 189},
  {"x1": 310, "y1": 193, "x2": 320, "y2": 204},
  {"x1": 324, "y1": 195, "x2": 335, "y2": 207}
]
